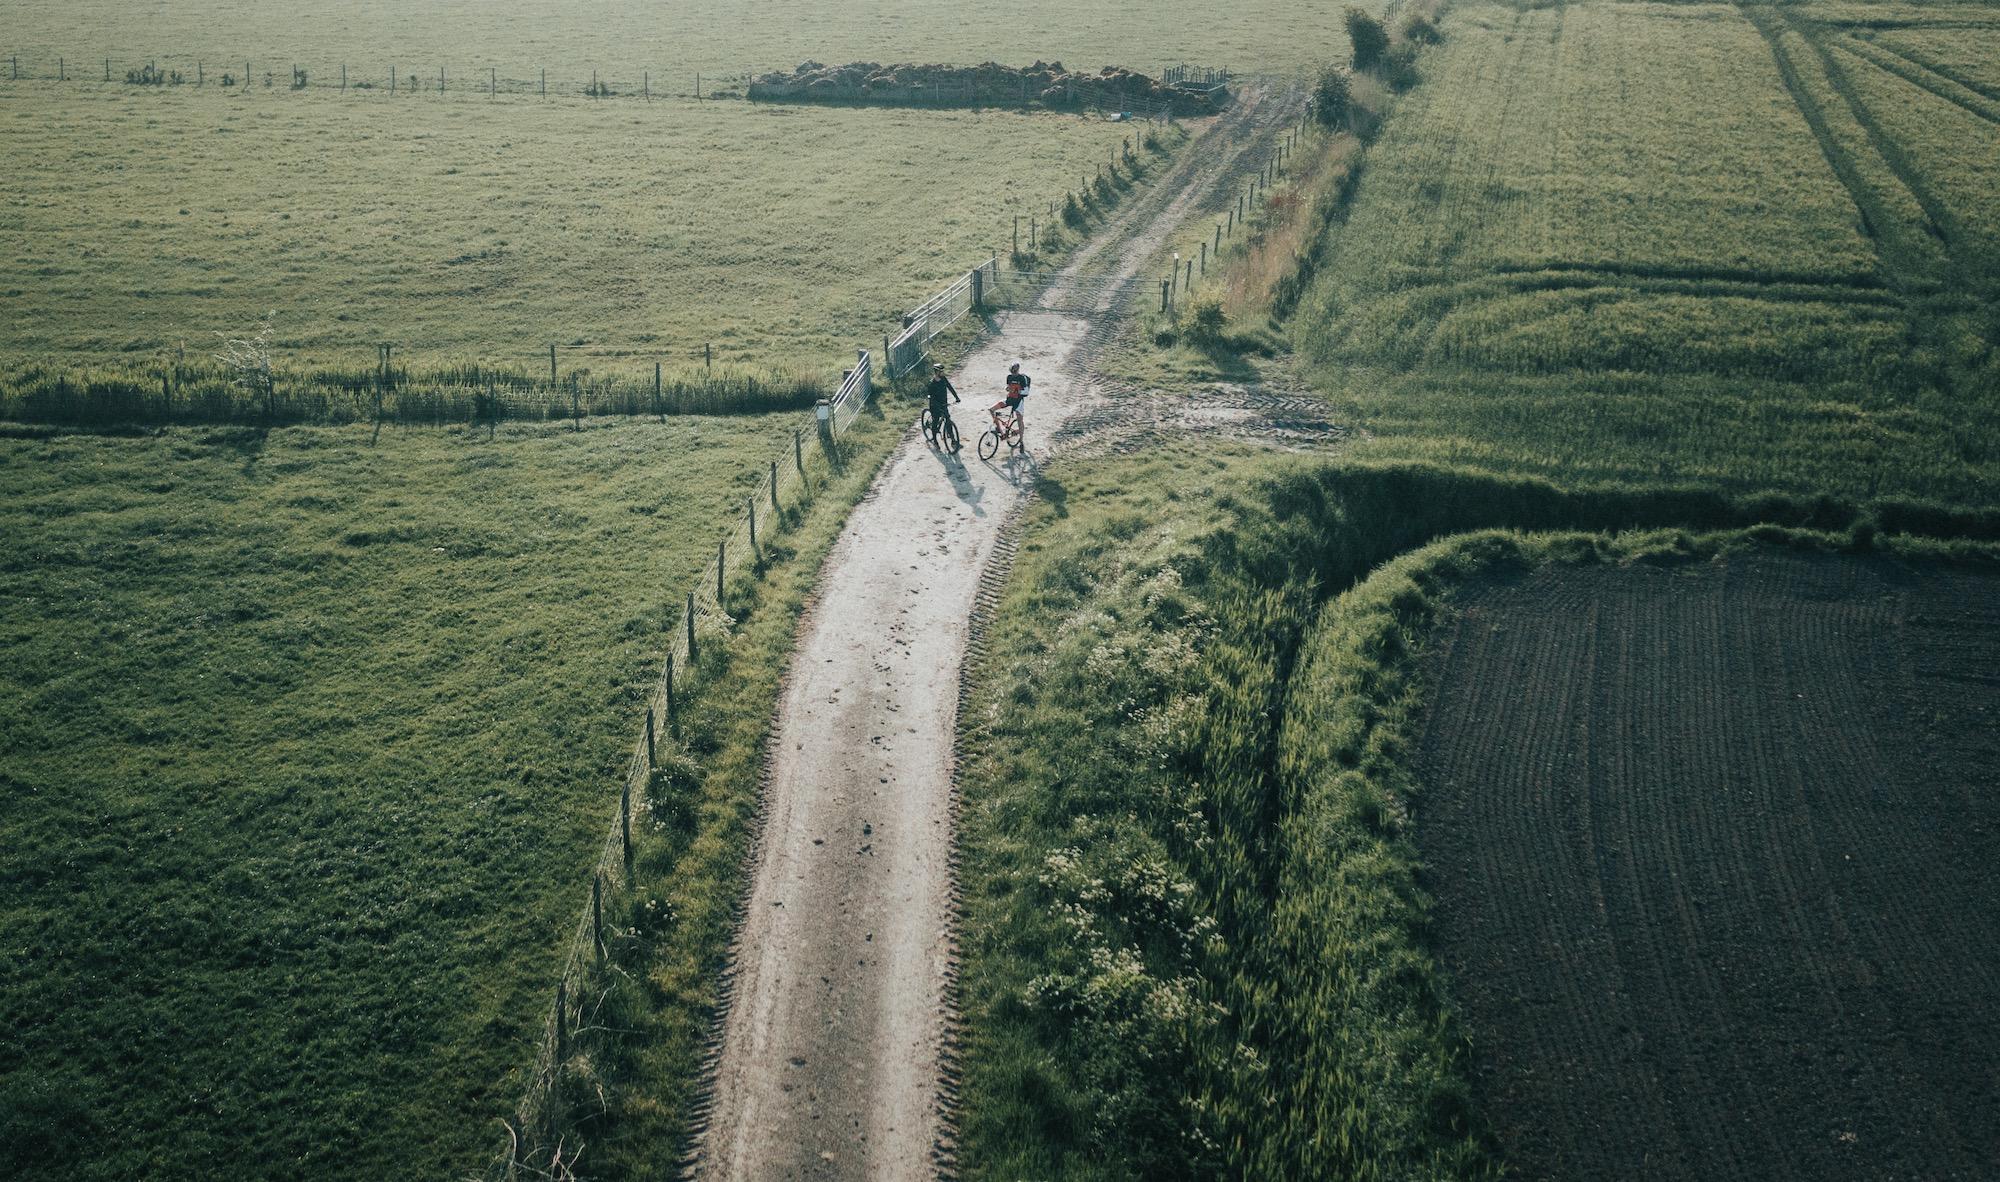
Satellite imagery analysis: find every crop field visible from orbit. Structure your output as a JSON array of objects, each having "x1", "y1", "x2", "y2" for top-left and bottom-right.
[
  {"x1": 1414, "y1": 549, "x2": 2000, "y2": 1180},
  {"x1": 4, "y1": 0, "x2": 1346, "y2": 85},
  {"x1": 1293, "y1": 0, "x2": 2000, "y2": 503},
  {"x1": 0, "y1": 415, "x2": 817, "y2": 1179},
  {"x1": 0, "y1": 83, "x2": 1140, "y2": 375}
]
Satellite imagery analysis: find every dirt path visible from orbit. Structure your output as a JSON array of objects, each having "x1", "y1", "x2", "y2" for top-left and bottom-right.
[{"x1": 684, "y1": 84, "x2": 1302, "y2": 1182}]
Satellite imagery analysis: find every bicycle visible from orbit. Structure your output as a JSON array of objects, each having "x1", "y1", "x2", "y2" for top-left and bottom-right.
[
  {"x1": 977, "y1": 407, "x2": 1024, "y2": 460},
  {"x1": 921, "y1": 406, "x2": 962, "y2": 454}
]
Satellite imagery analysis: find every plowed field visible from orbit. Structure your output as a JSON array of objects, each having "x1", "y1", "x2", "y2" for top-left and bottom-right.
[{"x1": 1414, "y1": 550, "x2": 2000, "y2": 1180}]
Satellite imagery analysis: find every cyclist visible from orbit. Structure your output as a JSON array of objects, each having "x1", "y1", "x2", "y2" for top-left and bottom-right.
[
  {"x1": 989, "y1": 362, "x2": 1031, "y2": 438},
  {"x1": 925, "y1": 363, "x2": 960, "y2": 446}
]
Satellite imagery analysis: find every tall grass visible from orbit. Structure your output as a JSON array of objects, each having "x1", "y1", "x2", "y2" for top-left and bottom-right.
[{"x1": 0, "y1": 357, "x2": 825, "y2": 428}]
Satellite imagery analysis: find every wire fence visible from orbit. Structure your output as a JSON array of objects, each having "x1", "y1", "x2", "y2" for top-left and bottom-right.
[
  {"x1": 1, "y1": 52, "x2": 759, "y2": 101},
  {"x1": 491, "y1": 344, "x2": 872, "y2": 1179}
]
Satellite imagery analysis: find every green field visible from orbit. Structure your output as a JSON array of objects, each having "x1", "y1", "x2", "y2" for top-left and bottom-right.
[
  {"x1": 1291, "y1": 0, "x2": 2000, "y2": 502},
  {"x1": 5, "y1": 0, "x2": 1342, "y2": 82},
  {"x1": 0, "y1": 414, "x2": 839, "y2": 1179},
  {"x1": 0, "y1": 84, "x2": 1139, "y2": 376}
]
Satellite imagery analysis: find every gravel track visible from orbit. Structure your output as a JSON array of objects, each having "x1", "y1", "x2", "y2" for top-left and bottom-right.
[{"x1": 682, "y1": 82, "x2": 1311, "y2": 1182}]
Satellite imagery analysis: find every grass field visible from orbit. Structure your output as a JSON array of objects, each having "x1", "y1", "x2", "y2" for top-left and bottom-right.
[
  {"x1": 3, "y1": 0, "x2": 1344, "y2": 84},
  {"x1": 0, "y1": 83, "x2": 1143, "y2": 375},
  {"x1": 1289, "y1": 0, "x2": 2000, "y2": 504},
  {"x1": 0, "y1": 414, "x2": 812, "y2": 1179}
]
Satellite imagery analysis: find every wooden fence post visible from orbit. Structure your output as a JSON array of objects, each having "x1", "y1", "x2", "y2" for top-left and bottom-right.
[
  {"x1": 704, "y1": 342, "x2": 711, "y2": 371},
  {"x1": 644, "y1": 71, "x2": 650, "y2": 101},
  {"x1": 646, "y1": 706, "x2": 656, "y2": 768},
  {"x1": 770, "y1": 462, "x2": 779, "y2": 512},
  {"x1": 549, "y1": 342, "x2": 557, "y2": 385},
  {"x1": 686, "y1": 592, "x2": 696, "y2": 664},
  {"x1": 1200, "y1": 240, "x2": 1206, "y2": 275},
  {"x1": 795, "y1": 429, "x2": 804, "y2": 475},
  {"x1": 621, "y1": 773, "x2": 632, "y2": 865},
  {"x1": 665, "y1": 652, "x2": 677, "y2": 732},
  {"x1": 748, "y1": 497, "x2": 757, "y2": 552},
  {"x1": 1215, "y1": 223, "x2": 1222, "y2": 256},
  {"x1": 490, "y1": 67, "x2": 495, "y2": 97},
  {"x1": 554, "y1": 980, "x2": 568, "y2": 1067},
  {"x1": 592, "y1": 873, "x2": 605, "y2": 962},
  {"x1": 540, "y1": 68, "x2": 545, "y2": 98},
  {"x1": 1160, "y1": 279, "x2": 1169, "y2": 312},
  {"x1": 716, "y1": 540, "x2": 725, "y2": 602}
]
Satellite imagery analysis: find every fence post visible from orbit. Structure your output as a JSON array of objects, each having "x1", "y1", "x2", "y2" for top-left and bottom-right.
[
  {"x1": 1160, "y1": 279, "x2": 1169, "y2": 312},
  {"x1": 391, "y1": 64, "x2": 396, "y2": 93},
  {"x1": 105, "y1": 58, "x2": 110, "y2": 82},
  {"x1": 491, "y1": 67, "x2": 495, "y2": 97},
  {"x1": 716, "y1": 540, "x2": 726, "y2": 603},
  {"x1": 644, "y1": 71, "x2": 650, "y2": 101},
  {"x1": 554, "y1": 981, "x2": 568, "y2": 1068},
  {"x1": 748, "y1": 497, "x2": 757, "y2": 553},
  {"x1": 646, "y1": 706, "x2": 656, "y2": 768},
  {"x1": 1200, "y1": 240, "x2": 1206, "y2": 275},
  {"x1": 795, "y1": 429, "x2": 804, "y2": 475},
  {"x1": 654, "y1": 361, "x2": 663, "y2": 421},
  {"x1": 540, "y1": 68, "x2": 545, "y2": 98},
  {"x1": 665, "y1": 651, "x2": 677, "y2": 733},
  {"x1": 770, "y1": 462, "x2": 779, "y2": 512},
  {"x1": 1215, "y1": 223, "x2": 1222, "y2": 256},
  {"x1": 621, "y1": 774, "x2": 632, "y2": 865},
  {"x1": 704, "y1": 342, "x2": 711, "y2": 371},
  {"x1": 1013, "y1": 216, "x2": 1019, "y2": 256},
  {"x1": 549, "y1": 342, "x2": 557, "y2": 385},
  {"x1": 686, "y1": 592, "x2": 697, "y2": 664},
  {"x1": 592, "y1": 873, "x2": 605, "y2": 963},
  {"x1": 970, "y1": 266, "x2": 983, "y2": 309}
]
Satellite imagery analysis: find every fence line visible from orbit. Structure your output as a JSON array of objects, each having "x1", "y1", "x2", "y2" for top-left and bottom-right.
[
  {"x1": 493, "y1": 342, "x2": 872, "y2": 1178},
  {"x1": 2, "y1": 52, "x2": 761, "y2": 100}
]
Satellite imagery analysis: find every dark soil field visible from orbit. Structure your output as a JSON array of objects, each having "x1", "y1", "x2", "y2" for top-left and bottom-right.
[{"x1": 1414, "y1": 550, "x2": 2000, "y2": 1181}]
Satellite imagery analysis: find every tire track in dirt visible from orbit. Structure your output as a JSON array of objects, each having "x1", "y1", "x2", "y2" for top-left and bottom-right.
[
  {"x1": 680, "y1": 82, "x2": 1308, "y2": 1182},
  {"x1": 1415, "y1": 551, "x2": 2000, "y2": 1181}
]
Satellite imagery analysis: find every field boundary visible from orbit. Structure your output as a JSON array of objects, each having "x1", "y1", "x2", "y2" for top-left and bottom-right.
[{"x1": 488, "y1": 345, "x2": 877, "y2": 1178}]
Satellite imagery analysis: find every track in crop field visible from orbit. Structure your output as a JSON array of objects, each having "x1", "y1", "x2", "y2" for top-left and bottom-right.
[{"x1": 1414, "y1": 550, "x2": 2000, "y2": 1181}]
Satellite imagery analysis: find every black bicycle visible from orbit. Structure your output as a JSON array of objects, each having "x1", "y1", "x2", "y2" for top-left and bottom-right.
[{"x1": 922, "y1": 406, "x2": 962, "y2": 455}]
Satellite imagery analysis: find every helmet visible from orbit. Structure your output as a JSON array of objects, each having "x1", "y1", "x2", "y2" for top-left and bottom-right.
[{"x1": 932, "y1": 362, "x2": 946, "y2": 373}]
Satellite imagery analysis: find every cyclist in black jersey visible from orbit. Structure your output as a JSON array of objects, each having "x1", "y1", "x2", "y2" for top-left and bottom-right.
[{"x1": 925, "y1": 363, "x2": 961, "y2": 449}]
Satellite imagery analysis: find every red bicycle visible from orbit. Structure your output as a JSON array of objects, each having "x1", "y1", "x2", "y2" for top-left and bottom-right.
[{"x1": 978, "y1": 407, "x2": 1023, "y2": 459}]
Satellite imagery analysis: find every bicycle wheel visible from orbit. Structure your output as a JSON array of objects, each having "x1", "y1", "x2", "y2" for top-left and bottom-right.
[
  {"x1": 941, "y1": 417, "x2": 961, "y2": 455},
  {"x1": 977, "y1": 429, "x2": 999, "y2": 460},
  {"x1": 920, "y1": 409, "x2": 938, "y2": 446}
]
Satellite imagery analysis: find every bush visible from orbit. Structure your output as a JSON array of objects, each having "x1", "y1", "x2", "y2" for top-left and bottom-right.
[
  {"x1": 1313, "y1": 65, "x2": 1353, "y2": 130},
  {"x1": 1380, "y1": 43, "x2": 1421, "y2": 92},
  {"x1": 1346, "y1": 8, "x2": 1390, "y2": 71},
  {"x1": 1402, "y1": 11, "x2": 1443, "y2": 44},
  {"x1": 1184, "y1": 295, "x2": 1227, "y2": 346},
  {"x1": 1062, "y1": 191, "x2": 1087, "y2": 229}
]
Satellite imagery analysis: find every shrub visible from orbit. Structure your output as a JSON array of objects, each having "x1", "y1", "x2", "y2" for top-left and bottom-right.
[
  {"x1": 1313, "y1": 64, "x2": 1353, "y2": 130},
  {"x1": 1380, "y1": 44, "x2": 1421, "y2": 92},
  {"x1": 1184, "y1": 295, "x2": 1228, "y2": 346},
  {"x1": 1402, "y1": 11, "x2": 1443, "y2": 45},
  {"x1": 1062, "y1": 191, "x2": 1087, "y2": 229},
  {"x1": 1346, "y1": 8, "x2": 1390, "y2": 71}
]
